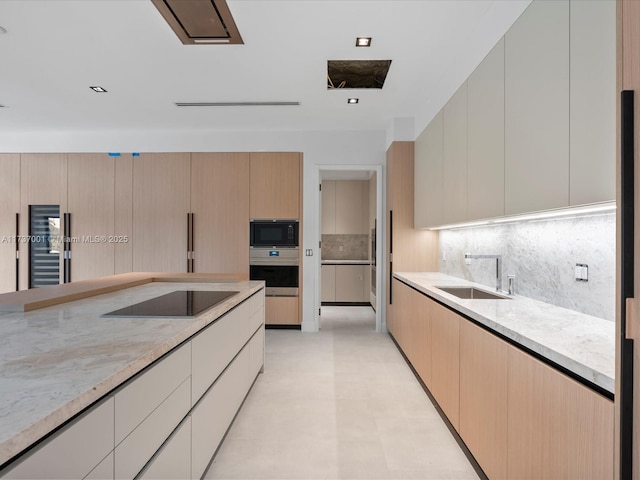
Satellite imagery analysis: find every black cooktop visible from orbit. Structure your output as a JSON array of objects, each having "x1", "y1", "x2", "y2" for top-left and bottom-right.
[{"x1": 103, "y1": 290, "x2": 239, "y2": 318}]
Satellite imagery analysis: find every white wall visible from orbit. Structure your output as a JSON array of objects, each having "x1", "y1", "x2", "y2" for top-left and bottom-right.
[{"x1": 0, "y1": 128, "x2": 387, "y2": 331}]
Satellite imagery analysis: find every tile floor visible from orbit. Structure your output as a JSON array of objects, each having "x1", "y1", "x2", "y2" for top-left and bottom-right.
[{"x1": 205, "y1": 306, "x2": 480, "y2": 480}]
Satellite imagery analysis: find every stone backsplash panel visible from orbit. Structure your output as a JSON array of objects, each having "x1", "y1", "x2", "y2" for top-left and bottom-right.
[
  {"x1": 439, "y1": 212, "x2": 615, "y2": 321},
  {"x1": 322, "y1": 234, "x2": 369, "y2": 260}
]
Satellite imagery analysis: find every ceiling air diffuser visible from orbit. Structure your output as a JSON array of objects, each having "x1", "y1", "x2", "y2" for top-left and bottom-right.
[{"x1": 151, "y1": 0, "x2": 243, "y2": 45}]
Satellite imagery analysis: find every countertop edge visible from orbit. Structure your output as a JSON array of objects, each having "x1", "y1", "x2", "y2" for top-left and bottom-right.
[
  {"x1": 393, "y1": 272, "x2": 614, "y2": 395},
  {"x1": 0, "y1": 273, "x2": 249, "y2": 312}
]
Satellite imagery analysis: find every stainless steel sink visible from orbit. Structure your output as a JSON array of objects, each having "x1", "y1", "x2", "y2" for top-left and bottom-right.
[{"x1": 435, "y1": 286, "x2": 510, "y2": 300}]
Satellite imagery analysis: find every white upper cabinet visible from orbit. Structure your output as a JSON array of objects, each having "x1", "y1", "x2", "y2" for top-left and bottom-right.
[
  {"x1": 504, "y1": 0, "x2": 570, "y2": 215},
  {"x1": 569, "y1": 0, "x2": 616, "y2": 205},
  {"x1": 443, "y1": 83, "x2": 468, "y2": 224},
  {"x1": 467, "y1": 38, "x2": 505, "y2": 220},
  {"x1": 415, "y1": 110, "x2": 444, "y2": 229}
]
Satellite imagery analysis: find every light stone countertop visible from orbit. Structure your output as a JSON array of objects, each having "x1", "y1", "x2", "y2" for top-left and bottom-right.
[
  {"x1": 395, "y1": 272, "x2": 615, "y2": 395},
  {"x1": 321, "y1": 260, "x2": 371, "y2": 265},
  {"x1": 0, "y1": 280, "x2": 264, "y2": 467}
]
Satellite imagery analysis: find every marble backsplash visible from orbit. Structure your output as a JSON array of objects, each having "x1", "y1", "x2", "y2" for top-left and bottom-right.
[
  {"x1": 322, "y1": 234, "x2": 369, "y2": 260},
  {"x1": 439, "y1": 212, "x2": 615, "y2": 321}
]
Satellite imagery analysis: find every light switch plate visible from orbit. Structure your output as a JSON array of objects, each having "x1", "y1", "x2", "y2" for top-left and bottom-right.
[{"x1": 575, "y1": 263, "x2": 588, "y2": 281}]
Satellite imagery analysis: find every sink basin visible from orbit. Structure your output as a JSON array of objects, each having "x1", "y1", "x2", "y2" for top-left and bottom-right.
[{"x1": 435, "y1": 286, "x2": 510, "y2": 300}]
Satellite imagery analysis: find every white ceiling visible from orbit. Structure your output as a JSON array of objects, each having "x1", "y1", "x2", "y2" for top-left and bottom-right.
[{"x1": 0, "y1": 0, "x2": 530, "y2": 137}]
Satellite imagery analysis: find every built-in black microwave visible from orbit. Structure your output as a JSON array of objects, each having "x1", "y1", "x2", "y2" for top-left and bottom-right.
[{"x1": 250, "y1": 220, "x2": 299, "y2": 247}]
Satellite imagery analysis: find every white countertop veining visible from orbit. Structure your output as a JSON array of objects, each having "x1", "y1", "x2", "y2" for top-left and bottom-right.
[
  {"x1": 394, "y1": 272, "x2": 615, "y2": 394},
  {"x1": 0, "y1": 280, "x2": 264, "y2": 467}
]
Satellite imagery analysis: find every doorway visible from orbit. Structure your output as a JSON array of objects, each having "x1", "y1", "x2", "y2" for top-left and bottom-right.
[{"x1": 317, "y1": 166, "x2": 383, "y2": 332}]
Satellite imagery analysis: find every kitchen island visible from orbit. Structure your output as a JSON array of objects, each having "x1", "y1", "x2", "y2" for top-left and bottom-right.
[{"x1": 0, "y1": 274, "x2": 265, "y2": 478}]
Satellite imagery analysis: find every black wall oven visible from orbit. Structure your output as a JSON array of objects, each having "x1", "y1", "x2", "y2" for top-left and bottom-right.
[
  {"x1": 249, "y1": 247, "x2": 299, "y2": 297},
  {"x1": 250, "y1": 220, "x2": 299, "y2": 248}
]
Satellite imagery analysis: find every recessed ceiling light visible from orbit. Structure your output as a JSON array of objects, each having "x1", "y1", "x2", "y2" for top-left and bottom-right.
[
  {"x1": 347, "y1": 98, "x2": 359, "y2": 104},
  {"x1": 89, "y1": 86, "x2": 107, "y2": 93},
  {"x1": 356, "y1": 36, "x2": 371, "y2": 47}
]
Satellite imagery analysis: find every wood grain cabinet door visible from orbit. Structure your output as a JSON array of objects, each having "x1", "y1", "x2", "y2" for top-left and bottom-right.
[
  {"x1": 0, "y1": 154, "x2": 20, "y2": 293},
  {"x1": 249, "y1": 152, "x2": 301, "y2": 220},
  {"x1": 132, "y1": 153, "x2": 190, "y2": 273},
  {"x1": 191, "y1": 152, "x2": 250, "y2": 274},
  {"x1": 507, "y1": 347, "x2": 614, "y2": 480},
  {"x1": 67, "y1": 153, "x2": 115, "y2": 282},
  {"x1": 459, "y1": 320, "x2": 508, "y2": 480}
]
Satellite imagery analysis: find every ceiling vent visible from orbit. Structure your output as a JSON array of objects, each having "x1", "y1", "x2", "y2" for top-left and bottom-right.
[
  {"x1": 327, "y1": 60, "x2": 392, "y2": 89},
  {"x1": 151, "y1": 0, "x2": 243, "y2": 45},
  {"x1": 175, "y1": 102, "x2": 300, "y2": 107}
]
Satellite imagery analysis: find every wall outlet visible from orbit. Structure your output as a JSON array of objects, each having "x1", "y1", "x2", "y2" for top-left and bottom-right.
[
  {"x1": 575, "y1": 263, "x2": 588, "y2": 281},
  {"x1": 465, "y1": 253, "x2": 471, "y2": 265}
]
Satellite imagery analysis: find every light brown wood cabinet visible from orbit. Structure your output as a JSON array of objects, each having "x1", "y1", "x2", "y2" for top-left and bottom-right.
[
  {"x1": 459, "y1": 320, "x2": 508, "y2": 480},
  {"x1": 507, "y1": 346, "x2": 614, "y2": 480},
  {"x1": 265, "y1": 296, "x2": 299, "y2": 325},
  {"x1": 0, "y1": 154, "x2": 20, "y2": 294},
  {"x1": 321, "y1": 265, "x2": 336, "y2": 302},
  {"x1": 191, "y1": 153, "x2": 250, "y2": 274},
  {"x1": 249, "y1": 152, "x2": 301, "y2": 220},
  {"x1": 386, "y1": 142, "x2": 438, "y2": 330},
  {"x1": 322, "y1": 179, "x2": 369, "y2": 235},
  {"x1": 429, "y1": 300, "x2": 460, "y2": 430},
  {"x1": 392, "y1": 278, "x2": 614, "y2": 479},
  {"x1": 67, "y1": 153, "x2": 116, "y2": 282},
  {"x1": 114, "y1": 154, "x2": 134, "y2": 274},
  {"x1": 132, "y1": 153, "x2": 191, "y2": 273}
]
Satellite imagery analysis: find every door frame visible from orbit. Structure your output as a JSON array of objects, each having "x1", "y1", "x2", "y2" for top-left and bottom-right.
[{"x1": 315, "y1": 164, "x2": 385, "y2": 332}]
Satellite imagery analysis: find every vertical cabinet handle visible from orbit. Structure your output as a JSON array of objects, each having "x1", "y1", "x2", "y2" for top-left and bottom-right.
[
  {"x1": 15, "y1": 213, "x2": 19, "y2": 291},
  {"x1": 620, "y1": 89, "x2": 635, "y2": 480},
  {"x1": 190, "y1": 213, "x2": 195, "y2": 273},
  {"x1": 389, "y1": 210, "x2": 393, "y2": 305},
  {"x1": 186, "y1": 213, "x2": 195, "y2": 273},
  {"x1": 63, "y1": 213, "x2": 72, "y2": 283}
]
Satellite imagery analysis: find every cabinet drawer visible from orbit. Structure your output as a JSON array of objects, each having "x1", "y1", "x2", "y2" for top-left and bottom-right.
[
  {"x1": 84, "y1": 452, "x2": 114, "y2": 480},
  {"x1": 249, "y1": 328, "x2": 265, "y2": 380},
  {"x1": 248, "y1": 305, "x2": 264, "y2": 336},
  {"x1": 114, "y1": 377, "x2": 191, "y2": 479},
  {"x1": 115, "y1": 342, "x2": 191, "y2": 444},
  {"x1": 139, "y1": 417, "x2": 191, "y2": 480},
  {"x1": 0, "y1": 397, "x2": 114, "y2": 480},
  {"x1": 192, "y1": 309, "x2": 247, "y2": 403},
  {"x1": 192, "y1": 345, "x2": 251, "y2": 479},
  {"x1": 244, "y1": 291, "x2": 263, "y2": 320}
]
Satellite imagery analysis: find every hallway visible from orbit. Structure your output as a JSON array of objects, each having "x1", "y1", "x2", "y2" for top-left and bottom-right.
[{"x1": 206, "y1": 307, "x2": 479, "y2": 479}]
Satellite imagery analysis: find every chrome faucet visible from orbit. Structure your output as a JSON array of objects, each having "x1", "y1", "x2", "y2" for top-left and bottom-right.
[{"x1": 464, "y1": 253, "x2": 503, "y2": 292}]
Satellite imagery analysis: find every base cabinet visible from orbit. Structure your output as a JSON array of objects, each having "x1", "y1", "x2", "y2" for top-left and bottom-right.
[
  {"x1": 507, "y1": 347, "x2": 614, "y2": 480},
  {"x1": 429, "y1": 301, "x2": 460, "y2": 430},
  {"x1": 140, "y1": 417, "x2": 191, "y2": 480},
  {"x1": 459, "y1": 321, "x2": 508, "y2": 480},
  {"x1": 0, "y1": 397, "x2": 114, "y2": 479},
  {"x1": 265, "y1": 296, "x2": 299, "y2": 325},
  {"x1": 391, "y1": 279, "x2": 613, "y2": 480}
]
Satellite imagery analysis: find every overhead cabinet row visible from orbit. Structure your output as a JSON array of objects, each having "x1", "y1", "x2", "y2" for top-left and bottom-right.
[
  {"x1": 415, "y1": 0, "x2": 615, "y2": 228},
  {"x1": 0, "y1": 152, "x2": 302, "y2": 293}
]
